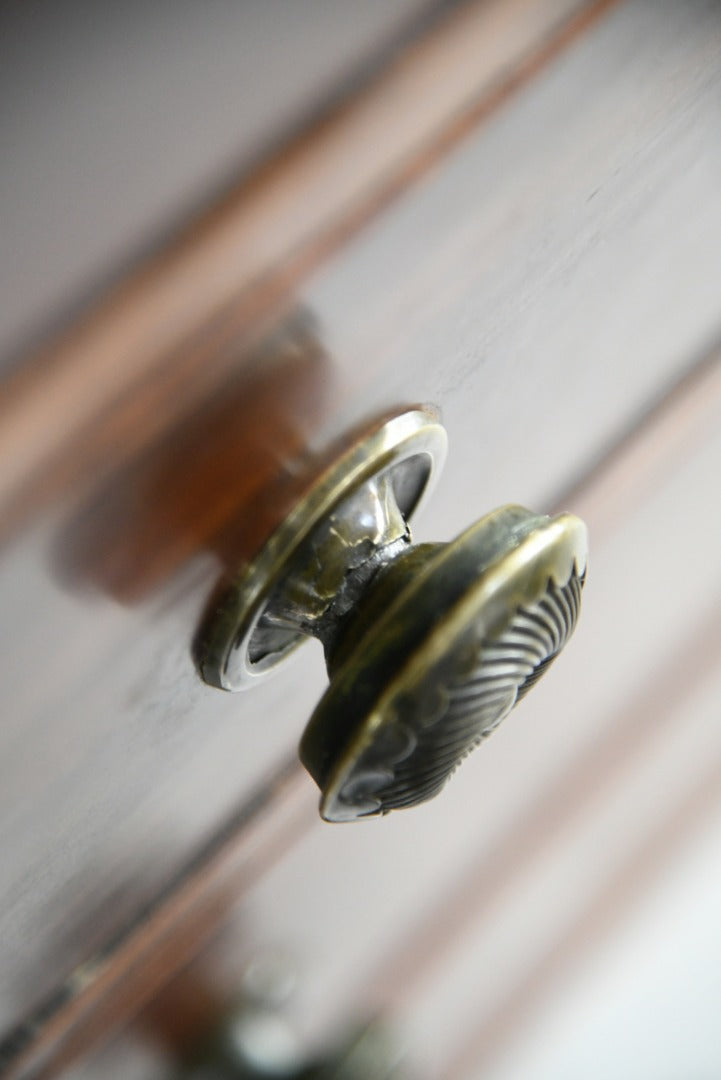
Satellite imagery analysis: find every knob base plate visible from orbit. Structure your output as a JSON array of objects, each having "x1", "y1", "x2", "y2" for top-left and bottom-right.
[{"x1": 197, "y1": 406, "x2": 448, "y2": 691}]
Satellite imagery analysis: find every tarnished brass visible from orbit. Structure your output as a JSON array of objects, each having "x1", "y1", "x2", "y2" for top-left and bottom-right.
[
  {"x1": 198, "y1": 407, "x2": 587, "y2": 822},
  {"x1": 180, "y1": 951, "x2": 407, "y2": 1078}
]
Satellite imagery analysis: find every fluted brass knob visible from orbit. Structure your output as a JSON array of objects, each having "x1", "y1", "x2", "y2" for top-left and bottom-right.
[{"x1": 198, "y1": 407, "x2": 587, "y2": 822}]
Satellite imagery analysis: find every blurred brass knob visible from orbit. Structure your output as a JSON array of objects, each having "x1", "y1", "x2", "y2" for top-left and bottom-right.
[{"x1": 198, "y1": 407, "x2": 587, "y2": 822}]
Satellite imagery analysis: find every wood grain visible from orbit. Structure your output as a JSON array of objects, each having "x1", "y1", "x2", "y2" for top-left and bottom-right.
[
  {"x1": 192, "y1": 349, "x2": 721, "y2": 1075},
  {"x1": 0, "y1": 0, "x2": 439, "y2": 365},
  {"x1": 0, "y1": 0, "x2": 617, "y2": 533},
  {"x1": 0, "y1": 760, "x2": 311, "y2": 1080},
  {"x1": 2, "y1": 0, "x2": 721, "y2": 1075},
  {"x1": 445, "y1": 687, "x2": 721, "y2": 1080},
  {"x1": 7, "y1": 337, "x2": 721, "y2": 1080}
]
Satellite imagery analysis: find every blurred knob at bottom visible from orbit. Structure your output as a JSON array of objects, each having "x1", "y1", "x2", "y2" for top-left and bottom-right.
[
  {"x1": 198, "y1": 407, "x2": 588, "y2": 821},
  {"x1": 181, "y1": 954, "x2": 406, "y2": 1080}
]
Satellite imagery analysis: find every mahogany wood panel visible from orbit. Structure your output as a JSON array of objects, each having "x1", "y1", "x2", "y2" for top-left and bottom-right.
[
  {"x1": 0, "y1": 0, "x2": 634, "y2": 1047},
  {"x1": 0, "y1": 0, "x2": 614, "y2": 527},
  {"x1": 181, "y1": 357, "x2": 721, "y2": 1076}
]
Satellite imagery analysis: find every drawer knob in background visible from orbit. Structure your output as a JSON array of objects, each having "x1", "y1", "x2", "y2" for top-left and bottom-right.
[
  {"x1": 179, "y1": 952, "x2": 406, "y2": 1078},
  {"x1": 197, "y1": 407, "x2": 587, "y2": 822}
]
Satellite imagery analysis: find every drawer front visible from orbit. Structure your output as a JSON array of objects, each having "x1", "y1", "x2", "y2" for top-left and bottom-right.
[{"x1": 2, "y1": 1, "x2": 721, "y2": 1076}]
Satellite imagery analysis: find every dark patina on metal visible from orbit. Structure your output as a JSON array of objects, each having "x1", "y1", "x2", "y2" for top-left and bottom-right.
[{"x1": 198, "y1": 407, "x2": 588, "y2": 822}]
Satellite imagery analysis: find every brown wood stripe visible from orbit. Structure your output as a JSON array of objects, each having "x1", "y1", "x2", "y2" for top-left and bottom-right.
[
  {"x1": 341, "y1": 342, "x2": 721, "y2": 1070},
  {"x1": 0, "y1": 759, "x2": 313, "y2": 1080},
  {"x1": 369, "y1": 603, "x2": 721, "y2": 1016},
  {"x1": 445, "y1": 688, "x2": 721, "y2": 1079},
  {"x1": 351, "y1": 340, "x2": 721, "y2": 1015},
  {"x1": 3, "y1": 320, "x2": 719, "y2": 1080},
  {"x1": 556, "y1": 336, "x2": 721, "y2": 542},
  {"x1": 0, "y1": 0, "x2": 621, "y2": 532}
]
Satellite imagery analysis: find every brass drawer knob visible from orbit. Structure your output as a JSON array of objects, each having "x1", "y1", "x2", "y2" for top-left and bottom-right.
[{"x1": 198, "y1": 407, "x2": 587, "y2": 822}]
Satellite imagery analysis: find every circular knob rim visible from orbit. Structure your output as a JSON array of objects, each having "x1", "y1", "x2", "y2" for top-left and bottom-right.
[{"x1": 301, "y1": 507, "x2": 588, "y2": 822}]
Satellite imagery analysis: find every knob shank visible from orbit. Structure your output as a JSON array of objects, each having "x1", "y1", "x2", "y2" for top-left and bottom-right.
[{"x1": 197, "y1": 408, "x2": 587, "y2": 822}]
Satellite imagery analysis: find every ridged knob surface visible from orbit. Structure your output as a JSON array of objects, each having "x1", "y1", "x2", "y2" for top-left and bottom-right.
[{"x1": 197, "y1": 408, "x2": 587, "y2": 822}]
